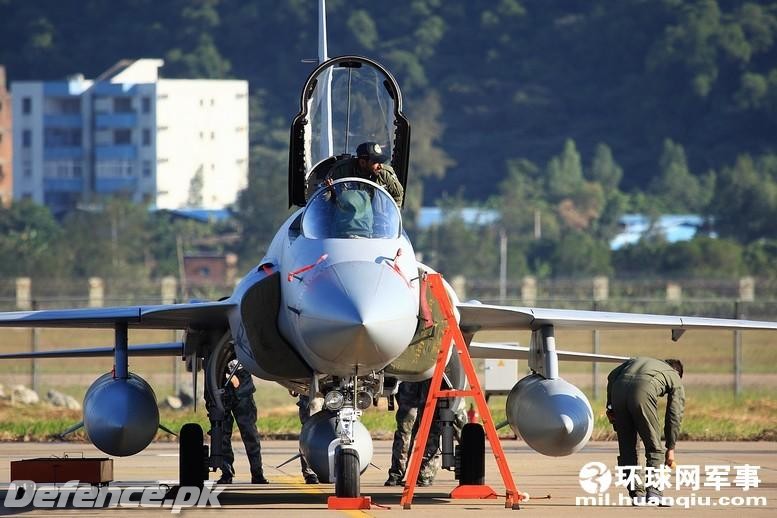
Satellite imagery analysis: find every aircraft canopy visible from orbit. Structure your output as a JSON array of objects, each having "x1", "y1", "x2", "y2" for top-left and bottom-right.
[
  {"x1": 289, "y1": 56, "x2": 410, "y2": 208},
  {"x1": 302, "y1": 179, "x2": 401, "y2": 240}
]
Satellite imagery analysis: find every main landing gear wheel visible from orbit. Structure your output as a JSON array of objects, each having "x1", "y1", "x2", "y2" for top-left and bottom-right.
[
  {"x1": 459, "y1": 423, "x2": 486, "y2": 485},
  {"x1": 179, "y1": 423, "x2": 208, "y2": 489},
  {"x1": 334, "y1": 447, "x2": 360, "y2": 498}
]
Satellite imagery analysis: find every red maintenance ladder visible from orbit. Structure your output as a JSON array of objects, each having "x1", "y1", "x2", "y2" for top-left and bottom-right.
[{"x1": 400, "y1": 273, "x2": 523, "y2": 510}]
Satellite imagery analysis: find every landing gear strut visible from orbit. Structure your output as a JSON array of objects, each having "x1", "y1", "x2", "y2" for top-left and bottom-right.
[{"x1": 326, "y1": 407, "x2": 372, "y2": 510}]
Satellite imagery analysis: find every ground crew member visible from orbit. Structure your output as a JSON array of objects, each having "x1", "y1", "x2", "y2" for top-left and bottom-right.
[
  {"x1": 385, "y1": 379, "x2": 439, "y2": 486},
  {"x1": 410, "y1": 379, "x2": 447, "y2": 486},
  {"x1": 327, "y1": 141, "x2": 404, "y2": 206},
  {"x1": 385, "y1": 381, "x2": 422, "y2": 486},
  {"x1": 606, "y1": 357, "x2": 684, "y2": 501},
  {"x1": 384, "y1": 379, "x2": 467, "y2": 487},
  {"x1": 297, "y1": 394, "x2": 320, "y2": 484},
  {"x1": 209, "y1": 360, "x2": 269, "y2": 484}
]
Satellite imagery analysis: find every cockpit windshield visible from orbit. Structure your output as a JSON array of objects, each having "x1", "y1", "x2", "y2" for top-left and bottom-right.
[{"x1": 302, "y1": 179, "x2": 401, "y2": 239}]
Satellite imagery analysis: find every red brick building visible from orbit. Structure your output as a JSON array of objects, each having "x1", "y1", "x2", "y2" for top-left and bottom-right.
[{"x1": 183, "y1": 252, "x2": 238, "y2": 288}]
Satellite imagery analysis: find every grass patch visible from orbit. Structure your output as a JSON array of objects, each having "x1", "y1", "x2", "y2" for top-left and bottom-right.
[
  {"x1": 586, "y1": 388, "x2": 777, "y2": 441},
  {"x1": 2, "y1": 388, "x2": 774, "y2": 444},
  {"x1": 0, "y1": 403, "x2": 401, "y2": 442},
  {"x1": 677, "y1": 388, "x2": 777, "y2": 441}
]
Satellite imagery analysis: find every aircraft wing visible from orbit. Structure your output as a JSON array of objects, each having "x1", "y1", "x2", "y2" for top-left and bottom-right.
[
  {"x1": 0, "y1": 300, "x2": 235, "y2": 330},
  {"x1": 469, "y1": 341, "x2": 628, "y2": 363},
  {"x1": 458, "y1": 302, "x2": 777, "y2": 339},
  {"x1": 0, "y1": 342, "x2": 183, "y2": 359}
]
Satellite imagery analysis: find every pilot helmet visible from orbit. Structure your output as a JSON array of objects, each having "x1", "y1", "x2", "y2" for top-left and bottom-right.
[{"x1": 356, "y1": 141, "x2": 388, "y2": 163}]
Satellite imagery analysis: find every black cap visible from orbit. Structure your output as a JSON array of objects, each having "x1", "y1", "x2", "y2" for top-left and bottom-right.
[{"x1": 356, "y1": 141, "x2": 388, "y2": 163}]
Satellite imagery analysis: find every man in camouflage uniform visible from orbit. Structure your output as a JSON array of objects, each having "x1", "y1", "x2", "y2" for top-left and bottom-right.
[
  {"x1": 388, "y1": 379, "x2": 469, "y2": 487},
  {"x1": 410, "y1": 378, "x2": 444, "y2": 486},
  {"x1": 606, "y1": 357, "x2": 685, "y2": 502},
  {"x1": 326, "y1": 141, "x2": 404, "y2": 206},
  {"x1": 385, "y1": 381, "x2": 422, "y2": 486},
  {"x1": 297, "y1": 394, "x2": 321, "y2": 484},
  {"x1": 208, "y1": 360, "x2": 269, "y2": 484}
]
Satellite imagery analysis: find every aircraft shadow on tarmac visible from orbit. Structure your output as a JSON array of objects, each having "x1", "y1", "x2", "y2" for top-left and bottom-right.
[{"x1": 0, "y1": 484, "x2": 509, "y2": 513}]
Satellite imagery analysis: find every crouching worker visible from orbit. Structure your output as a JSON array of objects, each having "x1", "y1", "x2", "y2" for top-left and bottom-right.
[{"x1": 606, "y1": 357, "x2": 684, "y2": 505}]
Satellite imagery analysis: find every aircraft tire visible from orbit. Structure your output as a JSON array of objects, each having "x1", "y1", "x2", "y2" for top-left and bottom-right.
[
  {"x1": 334, "y1": 447, "x2": 360, "y2": 498},
  {"x1": 459, "y1": 423, "x2": 485, "y2": 485},
  {"x1": 179, "y1": 423, "x2": 206, "y2": 489}
]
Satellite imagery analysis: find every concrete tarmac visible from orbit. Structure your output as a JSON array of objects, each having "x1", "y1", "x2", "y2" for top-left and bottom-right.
[{"x1": 0, "y1": 440, "x2": 775, "y2": 516}]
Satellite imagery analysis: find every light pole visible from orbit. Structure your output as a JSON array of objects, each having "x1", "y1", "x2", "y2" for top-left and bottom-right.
[{"x1": 499, "y1": 228, "x2": 507, "y2": 304}]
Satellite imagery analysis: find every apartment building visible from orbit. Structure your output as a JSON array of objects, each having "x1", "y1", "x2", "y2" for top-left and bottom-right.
[
  {"x1": 11, "y1": 59, "x2": 248, "y2": 214},
  {"x1": 0, "y1": 66, "x2": 12, "y2": 206}
]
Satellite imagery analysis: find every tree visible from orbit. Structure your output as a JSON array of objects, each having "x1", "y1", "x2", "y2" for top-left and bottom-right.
[
  {"x1": 710, "y1": 153, "x2": 777, "y2": 243},
  {"x1": 590, "y1": 188, "x2": 629, "y2": 242},
  {"x1": 544, "y1": 139, "x2": 606, "y2": 231},
  {"x1": 498, "y1": 158, "x2": 549, "y2": 239},
  {"x1": 660, "y1": 237, "x2": 743, "y2": 278},
  {"x1": 550, "y1": 231, "x2": 612, "y2": 277},
  {"x1": 546, "y1": 139, "x2": 584, "y2": 201},
  {"x1": 187, "y1": 168, "x2": 204, "y2": 207},
  {"x1": 60, "y1": 199, "x2": 150, "y2": 279},
  {"x1": 164, "y1": 0, "x2": 231, "y2": 78},
  {"x1": 145, "y1": 213, "x2": 219, "y2": 278},
  {"x1": 743, "y1": 239, "x2": 777, "y2": 278},
  {"x1": 233, "y1": 143, "x2": 293, "y2": 268},
  {"x1": 415, "y1": 195, "x2": 499, "y2": 278},
  {"x1": 647, "y1": 0, "x2": 724, "y2": 98},
  {"x1": 404, "y1": 91, "x2": 455, "y2": 232},
  {"x1": 589, "y1": 143, "x2": 623, "y2": 191},
  {"x1": 649, "y1": 139, "x2": 714, "y2": 212},
  {"x1": 612, "y1": 240, "x2": 665, "y2": 277},
  {"x1": 648, "y1": 0, "x2": 777, "y2": 99},
  {"x1": 347, "y1": 10, "x2": 378, "y2": 50},
  {"x1": 558, "y1": 182, "x2": 605, "y2": 231},
  {"x1": 735, "y1": 70, "x2": 777, "y2": 124},
  {"x1": 0, "y1": 201, "x2": 65, "y2": 277}
]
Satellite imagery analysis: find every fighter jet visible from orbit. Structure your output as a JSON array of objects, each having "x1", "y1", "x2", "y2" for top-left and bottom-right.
[{"x1": 3, "y1": 13, "x2": 777, "y2": 503}]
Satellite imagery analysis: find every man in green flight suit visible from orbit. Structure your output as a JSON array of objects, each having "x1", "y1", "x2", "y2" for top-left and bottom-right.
[
  {"x1": 327, "y1": 141, "x2": 404, "y2": 206},
  {"x1": 606, "y1": 357, "x2": 685, "y2": 503}
]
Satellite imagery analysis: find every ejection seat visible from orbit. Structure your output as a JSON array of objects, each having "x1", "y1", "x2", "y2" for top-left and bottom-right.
[{"x1": 305, "y1": 155, "x2": 362, "y2": 203}]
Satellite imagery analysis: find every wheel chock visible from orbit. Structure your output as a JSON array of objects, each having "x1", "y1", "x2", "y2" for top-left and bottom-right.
[
  {"x1": 450, "y1": 484, "x2": 498, "y2": 499},
  {"x1": 327, "y1": 496, "x2": 372, "y2": 510}
]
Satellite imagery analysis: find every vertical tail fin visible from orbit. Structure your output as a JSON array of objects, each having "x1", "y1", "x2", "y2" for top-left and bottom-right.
[
  {"x1": 318, "y1": 0, "x2": 334, "y2": 158},
  {"x1": 318, "y1": 0, "x2": 329, "y2": 63}
]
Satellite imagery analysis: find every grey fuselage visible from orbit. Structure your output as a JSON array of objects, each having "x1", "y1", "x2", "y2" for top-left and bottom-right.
[{"x1": 230, "y1": 179, "x2": 420, "y2": 382}]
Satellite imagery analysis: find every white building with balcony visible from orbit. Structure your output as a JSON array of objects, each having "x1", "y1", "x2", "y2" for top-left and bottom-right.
[{"x1": 11, "y1": 59, "x2": 248, "y2": 214}]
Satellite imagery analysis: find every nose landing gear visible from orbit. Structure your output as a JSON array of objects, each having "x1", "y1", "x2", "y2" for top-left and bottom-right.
[{"x1": 334, "y1": 446, "x2": 360, "y2": 498}]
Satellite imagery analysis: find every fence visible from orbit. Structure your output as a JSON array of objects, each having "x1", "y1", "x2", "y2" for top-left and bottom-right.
[
  {"x1": 0, "y1": 276, "x2": 233, "y2": 400},
  {"x1": 0, "y1": 275, "x2": 775, "y2": 402}
]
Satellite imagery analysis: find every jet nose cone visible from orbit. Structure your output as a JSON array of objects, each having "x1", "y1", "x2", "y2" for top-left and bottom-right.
[{"x1": 297, "y1": 261, "x2": 418, "y2": 375}]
